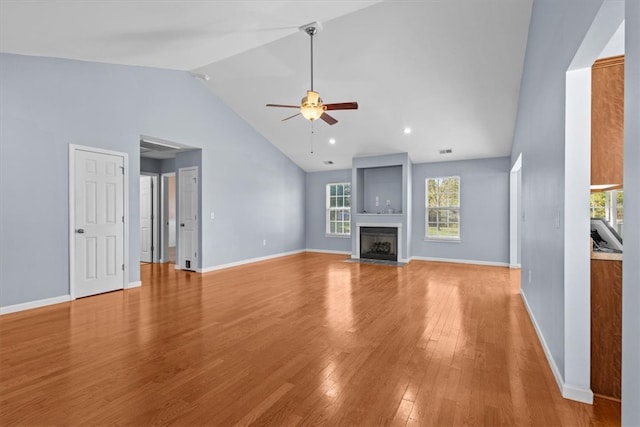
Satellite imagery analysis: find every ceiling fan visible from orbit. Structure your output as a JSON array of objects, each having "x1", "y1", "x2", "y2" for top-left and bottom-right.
[{"x1": 266, "y1": 23, "x2": 358, "y2": 126}]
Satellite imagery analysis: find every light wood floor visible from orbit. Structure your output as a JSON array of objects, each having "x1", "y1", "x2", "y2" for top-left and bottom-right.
[{"x1": 0, "y1": 253, "x2": 620, "y2": 426}]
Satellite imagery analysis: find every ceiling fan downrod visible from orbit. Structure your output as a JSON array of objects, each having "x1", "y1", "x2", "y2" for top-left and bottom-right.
[{"x1": 306, "y1": 26, "x2": 317, "y2": 92}]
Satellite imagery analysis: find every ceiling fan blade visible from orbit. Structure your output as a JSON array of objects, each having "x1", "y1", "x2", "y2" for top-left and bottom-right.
[
  {"x1": 266, "y1": 103, "x2": 300, "y2": 108},
  {"x1": 320, "y1": 112, "x2": 338, "y2": 125},
  {"x1": 324, "y1": 102, "x2": 359, "y2": 111},
  {"x1": 282, "y1": 113, "x2": 301, "y2": 122}
]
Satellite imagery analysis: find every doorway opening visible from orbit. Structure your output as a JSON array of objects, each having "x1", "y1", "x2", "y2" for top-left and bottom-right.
[
  {"x1": 140, "y1": 173, "x2": 159, "y2": 263},
  {"x1": 178, "y1": 166, "x2": 198, "y2": 271},
  {"x1": 162, "y1": 173, "x2": 176, "y2": 264},
  {"x1": 139, "y1": 135, "x2": 201, "y2": 271},
  {"x1": 564, "y1": 2, "x2": 624, "y2": 404}
]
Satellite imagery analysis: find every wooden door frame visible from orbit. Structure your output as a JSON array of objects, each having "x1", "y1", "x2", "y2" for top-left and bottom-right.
[
  {"x1": 140, "y1": 172, "x2": 159, "y2": 263},
  {"x1": 69, "y1": 144, "x2": 129, "y2": 300}
]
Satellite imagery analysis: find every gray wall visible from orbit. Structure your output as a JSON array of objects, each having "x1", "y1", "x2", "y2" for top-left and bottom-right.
[
  {"x1": 510, "y1": 0, "x2": 605, "y2": 385},
  {"x1": 305, "y1": 158, "x2": 510, "y2": 266},
  {"x1": 160, "y1": 158, "x2": 176, "y2": 175},
  {"x1": 623, "y1": 1, "x2": 640, "y2": 424},
  {"x1": 140, "y1": 157, "x2": 160, "y2": 174},
  {"x1": 411, "y1": 157, "x2": 510, "y2": 264},
  {"x1": 511, "y1": 1, "x2": 640, "y2": 418},
  {"x1": 140, "y1": 157, "x2": 176, "y2": 175},
  {"x1": 305, "y1": 169, "x2": 352, "y2": 253},
  {"x1": 0, "y1": 53, "x2": 305, "y2": 307}
]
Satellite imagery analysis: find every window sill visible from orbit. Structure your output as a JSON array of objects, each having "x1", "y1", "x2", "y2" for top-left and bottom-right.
[
  {"x1": 326, "y1": 234, "x2": 351, "y2": 239},
  {"x1": 424, "y1": 238, "x2": 461, "y2": 243}
]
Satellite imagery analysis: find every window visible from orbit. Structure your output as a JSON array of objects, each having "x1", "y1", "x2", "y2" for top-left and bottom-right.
[
  {"x1": 326, "y1": 183, "x2": 351, "y2": 236},
  {"x1": 590, "y1": 189, "x2": 623, "y2": 237},
  {"x1": 426, "y1": 176, "x2": 460, "y2": 240}
]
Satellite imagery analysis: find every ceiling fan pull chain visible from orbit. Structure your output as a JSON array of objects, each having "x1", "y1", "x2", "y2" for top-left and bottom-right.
[{"x1": 310, "y1": 122, "x2": 315, "y2": 154}]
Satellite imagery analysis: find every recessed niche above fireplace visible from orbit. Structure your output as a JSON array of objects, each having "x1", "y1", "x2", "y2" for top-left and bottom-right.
[{"x1": 357, "y1": 165, "x2": 402, "y2": 214}]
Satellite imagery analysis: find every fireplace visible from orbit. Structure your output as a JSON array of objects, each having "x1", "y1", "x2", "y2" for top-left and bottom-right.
[{"x1": 360, "y1": 227, "x2": 398, "y2": 261}]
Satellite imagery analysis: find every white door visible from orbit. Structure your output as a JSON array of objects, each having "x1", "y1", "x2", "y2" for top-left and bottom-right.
[
  {"x1": 140, "y1": 175, "x2": 153, "y2": 263},
  {"x1": 179, "y1": 167, "x2": 198, "y2": 271},
  {"x1": 74, "y1": 149, "x2": 125, "y2": 298}
]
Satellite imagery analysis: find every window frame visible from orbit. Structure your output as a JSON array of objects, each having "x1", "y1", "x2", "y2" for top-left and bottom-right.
[
  {"x1": 590, "y1": 188, "x2": 624, "y2": 237},
  {"x1": 425, "y1": 176, "x2": 460, "y2": 241},
  {"x1": 326, "y1": 182, "x2": 351, "y2": 237}
]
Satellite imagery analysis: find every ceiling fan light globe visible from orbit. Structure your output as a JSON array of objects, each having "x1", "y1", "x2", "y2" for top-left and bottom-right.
[
  {"x1": 300, "y1": 105, "x2": 325, "y2": 121},
  {"x1": 300, "y1": 91, "x2": 326, "y2": 121}
]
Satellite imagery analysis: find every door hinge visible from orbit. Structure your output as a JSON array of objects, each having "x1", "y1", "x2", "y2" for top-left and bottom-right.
[
  {"x1": 122, "y1": 264, "x2": 125, "y2": 271},
  {"x1": 120, "y1": 166, "x2": 125, "y2": 174},
  {"x1": 195, "y1": 251, "x2": 197, "y2": 258},
  {"x1": 122, "y1": 215, "x2": 125, "y2": 222}
]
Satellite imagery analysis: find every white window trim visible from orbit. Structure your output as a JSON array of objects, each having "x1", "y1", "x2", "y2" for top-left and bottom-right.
[
  {"x1": 425, "y1": 176, "x2": 460, "y2": 241},
  {"x1": 326, "y1": 182, "x2": 351, "y2": 237}
]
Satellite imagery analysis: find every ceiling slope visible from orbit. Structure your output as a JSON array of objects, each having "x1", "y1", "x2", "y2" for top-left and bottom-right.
[
  {"x1": 196, "y1": 1, "x2": 532, "y2": 171},
  {"x1": 0, "y1": 0, "x2": 532, "y2": 172}
]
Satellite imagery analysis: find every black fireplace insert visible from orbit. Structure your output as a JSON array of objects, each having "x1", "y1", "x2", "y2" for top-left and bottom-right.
[{"x1": 360, "y1": 226, "x2": 398, "y2": 261}]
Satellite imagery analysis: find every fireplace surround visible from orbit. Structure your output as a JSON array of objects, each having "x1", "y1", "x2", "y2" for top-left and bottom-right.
[{"x1": 351, "y1": 153, "x2": 411, "y2": 263}]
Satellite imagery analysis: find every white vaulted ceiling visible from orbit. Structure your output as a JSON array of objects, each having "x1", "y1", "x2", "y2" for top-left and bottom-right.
[{"x1": 0, "y1": 0, "x2": 532, "y2": 171}]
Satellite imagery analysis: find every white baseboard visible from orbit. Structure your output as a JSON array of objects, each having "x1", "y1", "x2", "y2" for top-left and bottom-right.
[
  {"x1": 411, "y1": 256, "x2": 509, "y2": 268},
  {"x1": 520, "y1": 289, "x2": 593, "y2": 404},
  {"x1": 198, "y1": 249, "x2": 305, "y2": 273},
  {"x1": 510, "y1": 264, "x2": 521, "y2": 269},
  {"x1": 0, "y1": 295, "x2": 71, "y2": 315},
  {"x1": 562, "y1": 384, "x2": 593, "y2": 404},
  {"x1": 520, "y1": 290, "x2": 564, "y2": 393},
  {"x1": 126, "y1": 281, "x2": 142, "y2": 289},
  {"x1": 305, "y1": 249, "x2": 351, "y2": 255}
]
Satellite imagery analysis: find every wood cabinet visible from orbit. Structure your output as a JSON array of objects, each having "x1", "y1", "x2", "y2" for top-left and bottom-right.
[
  {"x1": 591, "y1": 258, "x2": 622, "y2": 399},
  {"x1": 591, "y1": 55, "x2": 624, "y2": 187}
]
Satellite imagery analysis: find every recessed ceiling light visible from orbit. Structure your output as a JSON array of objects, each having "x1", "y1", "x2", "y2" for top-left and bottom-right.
[
  {"x1": 329, "y1": 138, "x2": 336, "y2": 145},
  {"x1": 403, "y1": 127, "x2": 412, "y2": 135}
]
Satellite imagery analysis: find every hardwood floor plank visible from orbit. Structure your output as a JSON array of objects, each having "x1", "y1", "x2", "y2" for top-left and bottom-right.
[{"x1": 0, "y1": 253, "x2": 621, "y2": 426}]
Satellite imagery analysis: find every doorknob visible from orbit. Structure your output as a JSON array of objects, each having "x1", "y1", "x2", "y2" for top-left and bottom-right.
[
  {"x1": 180, "y1": 223, "x2": 185, "y2": 227},
  {"x1": 76, "y1": 229, "x2": 85, "y2": 234}
]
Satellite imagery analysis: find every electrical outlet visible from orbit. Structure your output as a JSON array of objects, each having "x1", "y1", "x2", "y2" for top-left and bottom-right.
[
  {"x1": 263, "y1": 239, "x2": 266, "y2": 246},
  {"x1": 210, "y1": 211, "x2": 215, "y2": 220}
]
